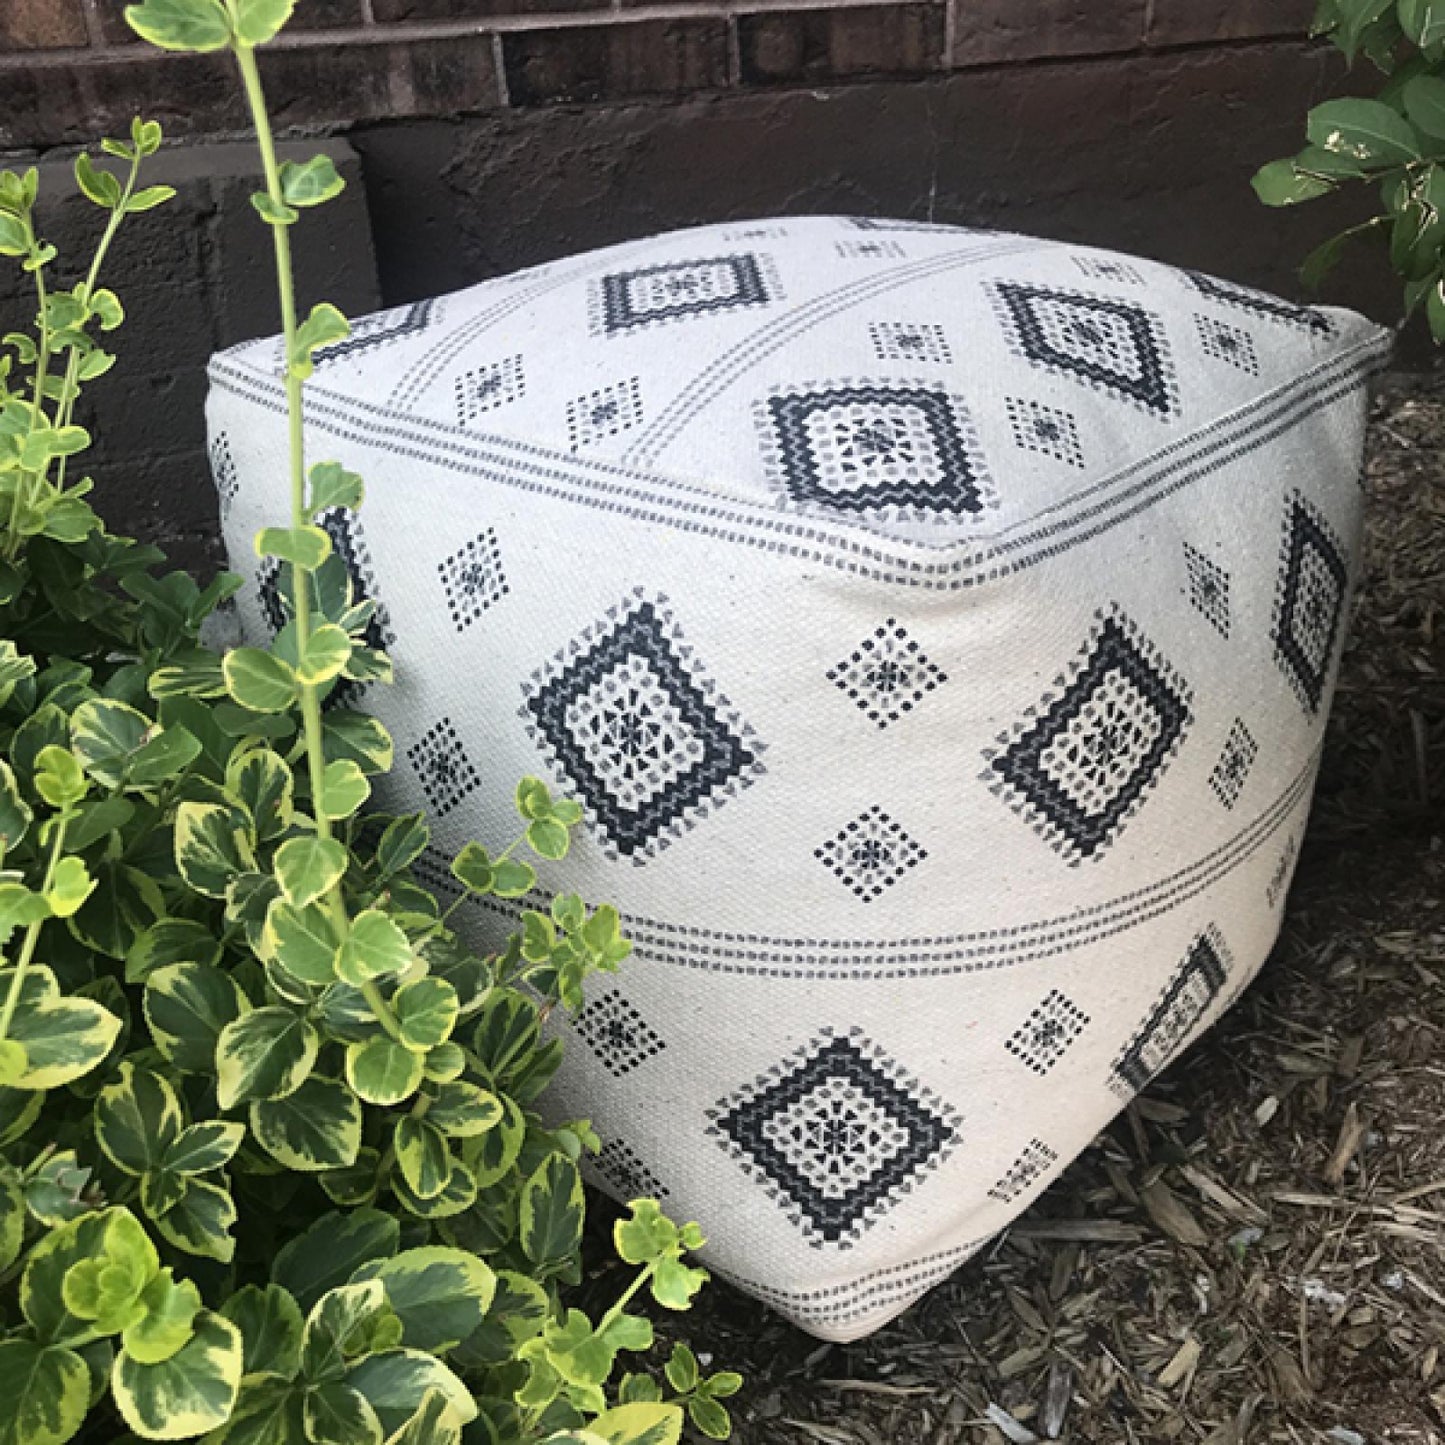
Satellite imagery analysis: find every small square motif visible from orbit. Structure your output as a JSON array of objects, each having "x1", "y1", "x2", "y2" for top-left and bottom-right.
[
  {"x1": 1006, "y1": 397, "x2": 1084, "y2": 468},
  {"x1": 574, "y1": 991, "x2": 666, "y2": 1077},
  {"x1": 836, "y1": 239, "x2": 906, "y2": 259},
  {"x1": 1183, "y1": 542, "x2": 1232, "y2": 638},
  {"x1": 1195, "y1": 314, "x2": 1259, "y2": 374},
  {"x1": 405, "y1": 718, "x2": 481, "y2": 816},
  {"x1": 210, "y1": 433, "x2": 238, "y2": 516},
  {"x1": 595, "y1": 1138, "x2": 668, "y2": 1200},
  {"x1": 439, "y1": 529, "x2": 509, "y2": 631},
  {"x1": 869, "y1": 321, "x2": 953, "y2": 365},
  {"x1": 1006, "y1": 990, "x2": 1089, "y2": 1075},
  {"x1": 815, "y1": 806, "x2": 927, "y2": 902},
  {"x1": 1072, "y1": 255, "x2": 1145, "y2": 285},
  {"x1": 454, "y1": 355, "x2": 524, "y2": 426},
  {"x1": 989, "y1": 1138, "x2": 1059, "y2": 1203},
  {"x1": 1209, "y1": 719, "x2": 1257, "y2": 809},
  {"x1": 567, "y1": 377, "x2": 643, "y2": 449},
  {"x1": 592, "y1": 254, "x2": 777, "y2": 335},
  {"x1": 827, "y1": 621, "x2": 947, "y2": 728}
]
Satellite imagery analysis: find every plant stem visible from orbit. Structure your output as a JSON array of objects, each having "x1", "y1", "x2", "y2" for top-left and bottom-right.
[{"x1": 0, "y1": 814, "x2": 69, "y2": 1042}]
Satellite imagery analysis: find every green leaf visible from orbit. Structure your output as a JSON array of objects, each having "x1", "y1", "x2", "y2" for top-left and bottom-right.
[
  {"x1": 113, "y1": 1310, "x2": 243, "y2": 1440},
  {"x1": 162, "y1": 1120, "x2": 244, "y2": 1175},
  {"x1": 336, "y1": 909, "x2": 412, "y2": 986},
  {"x1": 296, "y1": 624, "x2": 353, "y2": 686},
  {"x1": 687, "y1": 1396, "x2": 732, "y2": 1441},
  {"x1": 251, "y1": 1075, "x2": 361, "y2": 1172},
  {"x1": 519, "y1": 1155, "x2": 584, "y2": 1269},
  {"x1": 267, "y1": 898, "x2": 342, "y2": 985},
  {"x1": 381, "y1": 1390, "x2": 463, "y2": 1445},
  {"x1": 0, "y1": 760, "x2": 32, "y2": 851},
  {"x1": 221, "y1": 1282, "x2": 305, "y2": 1378},
  {"x1": 346, "y1": 1037, "x2": 424, "y2": 1107},
  {"x1": 227, "y1": 745, "x2": 295, "y2": 840},
  {"x1": 143, "y1": 961, "x2": 249, "y2": 1074},
  {"x1": 95, "y1": 1063, "x2": 183, "y2": 1175},
  {"x1": 0, "y1": 1339, "x2": 90, "y2": 1445},
  {"x1": 273, "y1": 1209, "x2": 399, "y2": 1313},
  {"x1": 393, "y1": 1117, "x2": 452, "y2": 1200},
  {"x1": 1251, "y1": 156, "x2": 1337, "y2": 207},
  {"x1": 223, "y1": 646, "x2": 299, "y2": 713},
  {"x1": 68, "y1": 860, "x2": 163, "y2": 960},
  {"x1": 69, "y1": 698, "x2": 149, "y2": 788},
  {"x1": 427, "y1": 1081, "x2": 503, "y2": 1138},
  {"x1": 151, "y1": 1175, "x2": 238, "y2": 1262},
  {"x1": 124, "y1": 0, "x2": 233, "y2": 50},
  {"x1": 650, "y1": 1257, "x2": 707, "y2": 1311},
  {"x1": 343, "y1": 1349, "x2": 476, "y2": 1433},
  {"x1": 275, "y1": 834, "x2": 348, "y2": 908},
  {"x1": 75, "y1": 152, "x2": 122, "y2": 208},
  {"x1": 22, "y1": 1151, "x2": 91, "y2": 1228},
  {"x1": 0, "y1": 1171, "x2": 23, "y2": 1272},
  {"x1": 256, "y1": 524, "x2": 332, "y2": 570},
  {"x1": 128, "y1": 725, "x2": 202, "y2": 787},
  {"x1": 33, "y1": 745, "x2": 87, "y2": 809},
  {"x1": 309, "y1": 461, "x2": 364, "y2": 515},
  {"x1": 45, "y1": 856, "x2": 94, "y2": 918},
  {"x1": 319, "y1": 758, "x2": 370, "y2": 820},
  {"x1": 123, "y1": 1269, "x2": 203, "y2": 1366},
  {"x1": 1401, "y1": 0, "x2": 1445, "y2": 47},
  {"x1": 587, "y1": 1403, "x2": 684, "y2": 1445},
  {"x1": 0, "y1": 967, "x2": 122, "y2": 1090},
  {"x1": 292, "y1": 304, "x2": 350, "y2": 379},
  {"x1": 391, "y1": 1157, "x2": 476, "y2": 1221},
  {"x1": 301, "y1": 1279, "x2": 387, "y2": 1383},
  {"x1": 216, "y1": 1004, "x2": 318, "y2": 1109},
  {"x1": 353, "y1": 1246, "x2": 496, "y2": 1353},
  {"x1": 127, "y1": 183, "x2": 176, "y2": 213},
  {"x1": 492, "y1": 858, "x2": 535, "y2": 899},
  {"x1": 305, "y1": 1380, "x2": 382, "y2": 1445},
  {"x1": 251, "y1": 191, "x2": 298, "y2": 227},
  {"x1": 526, "y1": 817, "x2": 570, "y2": 860},
  {"x1": 393, "y1": 977, "x2": 458, "y2": 1050},
  {"x1": 1306, "y1": 97, "x2": 1421, "y2": 166},
  {"x1": 234, "y1": 0, "x2": 295, "y2": 44},
  {"x1": 323, "y1": 711, "x2": 394, "y2": 774},
  {"x1": 613, "y1": 1199, "x2": 678, "y2": 1267},
  {"x1": 280, "y1": 154, "x2": 345, "y2": 208},
  {"x1": 174, "y1": 801, "x2": 257, "y2": 899}
]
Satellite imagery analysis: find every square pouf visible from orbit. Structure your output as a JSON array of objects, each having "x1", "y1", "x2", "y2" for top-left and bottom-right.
[{"x1": 207, "y1": 217, "x2": 1390, "y2": 1341}]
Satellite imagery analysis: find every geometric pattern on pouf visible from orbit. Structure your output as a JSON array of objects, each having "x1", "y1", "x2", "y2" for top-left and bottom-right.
[{"x1": 207, "y1": 215, "x2": 1390, "y2": 1341}]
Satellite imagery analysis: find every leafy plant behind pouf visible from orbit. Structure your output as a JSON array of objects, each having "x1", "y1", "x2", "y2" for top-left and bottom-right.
[
  {"x1": 1255, "y1": 0, "x2": 1445, "y2": 332},
  {"x1": 0, "y1": 3, "x2": 740, "y2": 1443}
]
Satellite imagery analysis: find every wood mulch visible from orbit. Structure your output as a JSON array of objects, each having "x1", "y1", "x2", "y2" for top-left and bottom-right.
[{"x1": 648, "y1": 370, "x2": 1445, "y2": 1445}]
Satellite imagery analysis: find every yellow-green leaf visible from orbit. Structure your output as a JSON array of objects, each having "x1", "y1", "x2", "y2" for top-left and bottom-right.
[{"x1": 113, "y1": 1309, "x2": 243, "y2": 1439}]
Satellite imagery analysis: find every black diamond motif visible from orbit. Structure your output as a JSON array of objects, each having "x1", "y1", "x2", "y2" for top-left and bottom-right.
[
  {"x1": 406, "y1": 718, "x2": 481, "y2": 816},
  {"x1": 1006, "y1": 396, "x2": 1084, "y2": 468},
  {"x1": 574, "y1": 990, "x2": 666, "y2": 1078},
  {"x1": 990, "y1": 281, "x2": 1177, "y2": 417},
  {"x1": 439, "y1": 529, "x2": 509, "y2": 632},
  {"x1": 988, "y1": 1138, "x2": 1059, "y2": 1203},
  {"x1": 984, "y1": 612, "x2": 1192, "y2": 863},
  {"x1": 520, "y1": 593, "x2": 765, "y2": 862},
  {"x1": 1112, "y1": 929, "x2": 1230, "y2": 1095},
  {"x1": 1209, "y1": 718, "x2": 1257, "y2": 810},
  {"x1": 210, "y1": 432, "x2": 238, "y2": 517},
  {"x1": 593, "y1": 254, "x2": 776, "y2": 335},
  {"x1": 759, "y1": 381, "x2": 992, "y2": 521},
  {"x1": 1183, "y1": 542, "x2": 1231, "y2": 638},
  {"x1": 869, "y1": 321, "x2": 952, "y2": 365},
  {"x1": 315, "y1": 297, "x2": 440, "y2": 366},
  {"x1": 595, "y1": 1139, "x2": 668, "y2": 1201},
  {"x1": 1195, "y1": 314, "x2": 1259, "y2": 374},
  {"x1": 707, "y1": 1029, "x2": 959, "y2": 1247},
  {"x1": 1272, "y1": 493, "x2": 1349, "y2": 713},
  {"x1": 567, "y1": 377, "x2": 643, "y2": 450},
  {"x1": 827, "y1": 621, "x2": 947, "y2": 728},
  {"x1": 1006, "y1": 990, "x2": 1089, "y2": 1075},
  {"x1": 1184, "y1": 270, "x2": 1333, "y2": 335},
  {"x1": 815, "y1": 806, "x2": 927, "y2": 902},
  {"x1": 454, "y1": 355, "x2": 524, "y2": 426}
]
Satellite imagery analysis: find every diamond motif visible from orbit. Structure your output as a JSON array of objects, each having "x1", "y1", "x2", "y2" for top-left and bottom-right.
[
  {"x1": 984, "y1": 612, "x2": 1192, "y2": 863},
  {"x1": 454, "y1": 355, "x2": 524, "y2": 426},
  {"x1": 567, "y1": 377, "x2": 643, "y2": 450},
  {"x1": 406, "y1": 718, "x2": 481, "y2": 816},
  {"x1": 1184, "y1": 270, "x2": 1333, "y2": 334},
  {"x1": 595, "y1": 1139, "x2": 668, "y2": 1200},
  {"x1": 1112, "y1": 929, "x2": 1230, "y2": 1094},
  {"x1": 592, "y1": 254, "x2": 777, "y2": 335},
  {"x1": 827, "y1": 621, "x2": 947, "y2": 728},
  {"x1": 439, "y1": 529, "x2": 509, "y2": 632},
  {"x1": 1209, "y1": 719, "x2": 1257, "y2": 809},
  {"x1": 869, "y1": 321, "x2": 952, "y2": 365},
  {"x1": 758, "y1": 381, "x2": 992, "y2": 522},
  {"x1": 315, "y1": 297, "x2": 440, "y2": 366},
  {"x1": 1272, "y1": 493, "x2": 1349, "y2": 713},
  {"x1": 210, "y1": 432, "x2": 238, "y2": 517},
  {"x1": 1183, "y1": 542, "x2": 1231, "y2": 638},
  {"x1": 574, "y1": 990, "x2": 666, "y2": 1078},
  {"x1": 707, "y1": 1029, "x2": 960, "y2": 1247},
  {"x1": 815, "y1": 806, "x2": 927, "y2": 902},
  {"x1": 1195, "y1": 314, "x2": 1259, "y2": 375},
  {"x1": 990, "y1": 281, "x2": 1177, "y2": 417},
  {"x1": 1006, "y1": 397, "x2": 1084, "y2": 468},
  {"x1": 521, "y1": 593, "x2": 765, "y2": 862},
  {"x1": 989, "y1": 1138, "x2": 1059, "y2": 1203},
  {"x1": 1006, "y1": 990, "x2": 1089, "y2": 1075}
]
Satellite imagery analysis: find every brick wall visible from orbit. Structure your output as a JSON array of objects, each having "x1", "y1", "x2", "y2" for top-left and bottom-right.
[{"x1": 0, "y1": 0, "x2": 1315, "y2": 148}]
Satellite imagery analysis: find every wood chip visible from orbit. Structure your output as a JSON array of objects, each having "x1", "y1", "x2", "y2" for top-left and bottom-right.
[{"x1": 1140, "y1": 1178, "x2": 1211, "y2": 1246}]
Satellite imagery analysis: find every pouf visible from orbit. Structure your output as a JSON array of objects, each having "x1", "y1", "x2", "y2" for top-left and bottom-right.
[{"x1": 207, "y1": 216, "x2": 1390, "y2": 1341}]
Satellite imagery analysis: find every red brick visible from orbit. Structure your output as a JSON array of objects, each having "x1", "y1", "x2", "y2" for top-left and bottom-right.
[
  {"x1": 502, "y1": 19, "x2": 729, "y2": 105},
  {"x1": 0, "y1": 0, "x2": 87, "y2": 50},
  {"x1": 739, "y1": 5, "x2": 945, "y2": 86},
  {"x1": 951, "y1": 0, "x2": 1145, "y2": 66},
  {"x1": 1147, "y1": 0, "x2": 1314, "y2": 46}
]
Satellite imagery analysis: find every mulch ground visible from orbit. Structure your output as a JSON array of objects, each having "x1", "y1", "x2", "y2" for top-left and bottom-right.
[{"x1": 652, "y1": 369, "x2": 1445, "y2": 1445}]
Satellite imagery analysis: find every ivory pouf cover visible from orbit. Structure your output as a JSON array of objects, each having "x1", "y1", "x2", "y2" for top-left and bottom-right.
[{"x1": 207, "y1": 217, "x2": 1390, "y2": 1341}]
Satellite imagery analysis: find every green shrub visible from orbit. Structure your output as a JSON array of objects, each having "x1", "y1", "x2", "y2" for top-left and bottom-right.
[
  {"x1": 1255, "y1": 0, "x2": 1445, "y2": 332},
  {"x1": 0, "y1": 5, "x2": 738, "y2": 1443}
]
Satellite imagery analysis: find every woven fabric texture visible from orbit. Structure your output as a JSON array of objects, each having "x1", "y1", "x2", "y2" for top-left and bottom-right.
[{"x1": 207, "y1": 216, "x2": 1390, "y2": 1340}]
